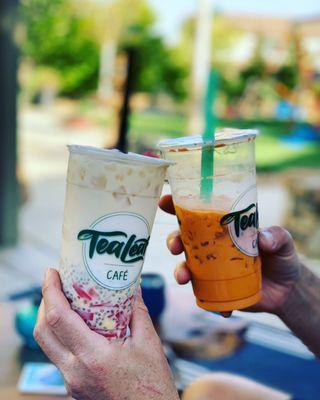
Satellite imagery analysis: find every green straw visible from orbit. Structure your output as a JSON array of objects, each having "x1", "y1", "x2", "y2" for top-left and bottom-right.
[{"x1": 200, "y1": 70, "x2": 219, "y2": 201}]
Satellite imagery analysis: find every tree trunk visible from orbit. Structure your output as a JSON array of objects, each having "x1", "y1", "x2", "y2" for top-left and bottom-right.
[{"x1": 0, "y1": 0, "x2": 19, "y2": 247}]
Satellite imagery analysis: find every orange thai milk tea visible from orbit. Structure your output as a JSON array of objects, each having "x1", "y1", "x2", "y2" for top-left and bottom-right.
[
  {"x1": 159, "y1": 130, "x2": 262, "y2": 312},
  {"x1": 175, "y1": 204, "x2": 261, "y2": 311}
]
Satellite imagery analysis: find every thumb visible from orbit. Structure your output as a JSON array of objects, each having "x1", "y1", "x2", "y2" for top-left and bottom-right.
[
  {"x1": 130, "y1": 288, "x2": 157, "y2": 343},
  {"x1": 258, "y1": 226, "x2": 300, "y2": 282},
  {"x1": 259, "y1": 226, "x2": 296, "y2": 258}
]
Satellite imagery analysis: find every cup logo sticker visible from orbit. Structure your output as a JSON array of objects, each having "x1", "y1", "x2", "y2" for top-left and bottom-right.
[
  {"x1": 220, "y1": 185, "x2": 259, "y2": 257},
  {"x1": 78, "y1": 213, "x2": 150, "y2": 290}
]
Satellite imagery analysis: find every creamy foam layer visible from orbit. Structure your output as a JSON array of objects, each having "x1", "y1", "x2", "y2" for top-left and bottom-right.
[{"x1": 68, "y1": 153, "x2": 167, "y2": 198}]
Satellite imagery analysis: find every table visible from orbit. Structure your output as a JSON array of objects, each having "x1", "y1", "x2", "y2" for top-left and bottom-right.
[{"x1": 0, "y1": 302, "x2": 70, "y2": 399}]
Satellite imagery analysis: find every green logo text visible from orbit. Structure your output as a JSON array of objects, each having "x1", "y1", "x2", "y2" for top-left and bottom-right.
[{"x1": 78, "y1": 230, "x2": 149, "y2": 263}]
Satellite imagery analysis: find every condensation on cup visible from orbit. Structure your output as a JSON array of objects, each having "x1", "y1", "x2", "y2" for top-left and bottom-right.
[{"x1": 59, "y1": 145, "x2": 171, "y2": 339}]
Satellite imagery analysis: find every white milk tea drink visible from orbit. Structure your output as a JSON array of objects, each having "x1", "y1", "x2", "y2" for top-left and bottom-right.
[{"x1": 59, "y1": 145, "x2": 171, "y2": 339}]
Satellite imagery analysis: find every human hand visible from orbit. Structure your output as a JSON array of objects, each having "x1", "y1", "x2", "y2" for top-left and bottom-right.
[
  {"x1": 34, "y1": 269, "x2": 179, "y2": 400},
  {"x1": 159, "y1": 194, "x2": 301, "y2": 316}
]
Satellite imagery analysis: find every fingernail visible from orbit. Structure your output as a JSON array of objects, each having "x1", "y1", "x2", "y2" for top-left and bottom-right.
[
  {"x1": 45, "y1": 268, "x2": 52, "y2": 280},
  {"x1": 168, "y1": 237, "x2": 175, "y2": 249},
  {"x1": 174, "y1": 263, "x2": 183, "y2": 282},
  {"x1": 260, "y1": 230, "x2": 275, "y2": 249},
  {"x1": 168, "y1": 235, "x2": 179, "y2": 251}
]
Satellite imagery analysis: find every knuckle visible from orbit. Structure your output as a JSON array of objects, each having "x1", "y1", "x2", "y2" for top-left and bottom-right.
[
  {"x1": 282, "y1": 228, "x2": 293, "y2": 241},
  {"x1": 86, "y1": 357, "x2": 105, "y2": 375},
  {"x1": 270, "y1": 225, "x2": 290, "y2": 239},
  {"x1": 65, "y1": 353, "x2": 78, "y2": 373},
  {"x1": 46, "y1": 308, "x2": 63, "y2": 329},
  {"x1": 134, "y1": 292, "x2": 147, "y2": 309},
  {"x1": 66, "y1": 377, "x2": 83, "y2": 398},
  {"x1": 136, "y1": 302, "x2": 149, "y2": 315},
  {"x1": 42, "y1": 280, "x2": 51, "y2": 297},
  {"x1": 272, "y1": 226, "x2": 293, "y2": 244}
]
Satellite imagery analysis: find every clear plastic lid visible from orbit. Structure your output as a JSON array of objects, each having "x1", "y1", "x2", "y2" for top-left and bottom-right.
[
  {"x1": 158, "y1": 128, "x2": 259, "y2": 150},
  {"x1": 68, "y1": 145, "x2": 173, "y2": 167}
]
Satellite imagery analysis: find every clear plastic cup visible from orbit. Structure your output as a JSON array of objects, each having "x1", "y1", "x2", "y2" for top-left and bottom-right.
[
  {"x1": 59, "y1": 145, "x2": 171, "y2": 339},
  {"x1": 158, "y1": 129, "x2": 262, "y2": 312}
]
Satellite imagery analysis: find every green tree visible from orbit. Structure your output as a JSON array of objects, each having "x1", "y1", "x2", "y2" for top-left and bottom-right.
[
  {"x1": 218, "y1": 33, "x2": 268, "y2": 104},
  {"x1": 20, "y1": 0, "x2": 187, "y2": 101},
  {"x1": 20, "y1": 0, "x2": 100, "y2": 97},
  {"x1": 79, "y1": 0, "x2": 187, "y2": 101},
  {"x1": 273, "y1": 34, "x2": 299, "y2": 90},
  {"x1": 120, "y1": 24, "x2": 187, "y2": 101},
  {"x1": 175, "y1": 13, "x2": 246, "y2": 103}
]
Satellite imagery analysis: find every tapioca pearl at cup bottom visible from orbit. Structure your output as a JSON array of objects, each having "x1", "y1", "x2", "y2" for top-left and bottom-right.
[{"x1": 102, "y1": 317, "x2": 116, "y2": 330}]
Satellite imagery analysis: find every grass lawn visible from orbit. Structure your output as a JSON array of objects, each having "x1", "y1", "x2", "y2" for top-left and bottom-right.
[{"x1": 129, "y1": 111, "x2": 320, "y2": 172}]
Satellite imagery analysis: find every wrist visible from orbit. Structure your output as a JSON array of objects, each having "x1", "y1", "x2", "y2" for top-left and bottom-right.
[
  {"x1": 276, "y1": 264, "x2": 320, "y2": 357},
  {"x1": 277, "y1": 263, "x2": 310, "y2": 321},
  {"x1": 266, "y1": 261, "x2": 303, "y2": 317}
]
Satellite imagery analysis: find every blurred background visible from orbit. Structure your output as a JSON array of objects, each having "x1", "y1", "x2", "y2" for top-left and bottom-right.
[
  {"x1": 2, "y1": 0, "x2": 318, "y2": 280},
  {"x1": 1, "y1": 0, "x2": 320, "y2": 398}
]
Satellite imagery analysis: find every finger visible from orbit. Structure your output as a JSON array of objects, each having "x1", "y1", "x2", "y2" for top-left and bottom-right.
[
  {"x1": 259, "y1": 226, "x2": 301, "y2": 285},
  {"x1": 259, "y1": 227, "x2": 295, "y2": 257},
  {"x1": 167, "y1": 230, "x2": 184, "y2": 255},
  {"x1": 34, "y1": 301, "x2": 71, "y2": 368},
  {"x1": 174, "y1": 261, "x2": 192, "y2": 285},
  {"x1": 42, "y1": 268, "x2": 99, "y2": 355},
  {"x1": 130, "y1": 290, "x2": 157, "y2": 344},
  {"x1": 220, "y1": 311, "x2": 232, "y2": 318},
  {"x1": 159, "y1": 195, "x2": 176, "y2": 215}
]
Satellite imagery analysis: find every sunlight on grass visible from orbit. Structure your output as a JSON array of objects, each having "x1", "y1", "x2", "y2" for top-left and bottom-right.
[
  {"x1": 129, "y1": 112, "x2": 320, "y2": 172},
  {"x1": 130, "y1": 112, "x2": 186, "y2": 136},
  {"x1": 256, "y1": 135, "x2": 304, "y2": 166}
]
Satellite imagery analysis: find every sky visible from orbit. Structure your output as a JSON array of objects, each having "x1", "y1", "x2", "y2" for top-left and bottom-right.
[{"x1": 149, "y1": 0, "x2": 320, "y2": 43}]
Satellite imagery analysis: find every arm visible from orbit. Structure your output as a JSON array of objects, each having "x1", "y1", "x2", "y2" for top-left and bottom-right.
[
  {"x1": 278, "y1": 264, "x2": 320, "y2": 358},
  {"x1": 159, "y1": 194, "x2": 320, "y2": 358}
]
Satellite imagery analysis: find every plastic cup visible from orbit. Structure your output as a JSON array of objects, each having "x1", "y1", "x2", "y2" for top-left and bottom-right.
[
  {"x1": 59, "y1": 145, "x2": 171, "y2": 339},
  {"x1": 158, "y1": 129, "x2": 262, "y2": 312}
]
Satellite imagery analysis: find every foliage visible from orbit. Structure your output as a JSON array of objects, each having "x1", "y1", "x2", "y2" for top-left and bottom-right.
[
  {"x1": 219, "y1": 57, "x2": 268, "y2": 104},
  {"x1": 273, "y1": 39, "x2": 299, "y2": 91},
  {"x1": 20, "y1": 0, "x2": 100, "y2": 97},
  {"x1": 76, "y1": 0, "x2": 155, "y2": 44},
  {"x1": 219, "y1": 75, "x2": 245, "y2": 103},
  {"x1": 177, "y1": 13, "x2": 303, "y2": 106},
  {"x1": 120, "y1": 24, "x2": 187, "y2": 101},
  {"x1": 177, "y1": 14, "x2": 245, "y2": 72},
  {"x1": 19, "y1": 0, "x2": 187, "y2": 100},
  {"x1": 273, "y1": 65, "x2": 298, "y2": 91}
]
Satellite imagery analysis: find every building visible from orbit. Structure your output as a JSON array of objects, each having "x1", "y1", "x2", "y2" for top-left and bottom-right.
[{"x1": 221, "y1": 13, "x2": 320, "y2": 73}]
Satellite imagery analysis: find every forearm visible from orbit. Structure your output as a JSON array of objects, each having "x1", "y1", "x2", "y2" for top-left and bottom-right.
[{"x1": 278, "y1": 264, "x2": 320, "y2": 358}]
